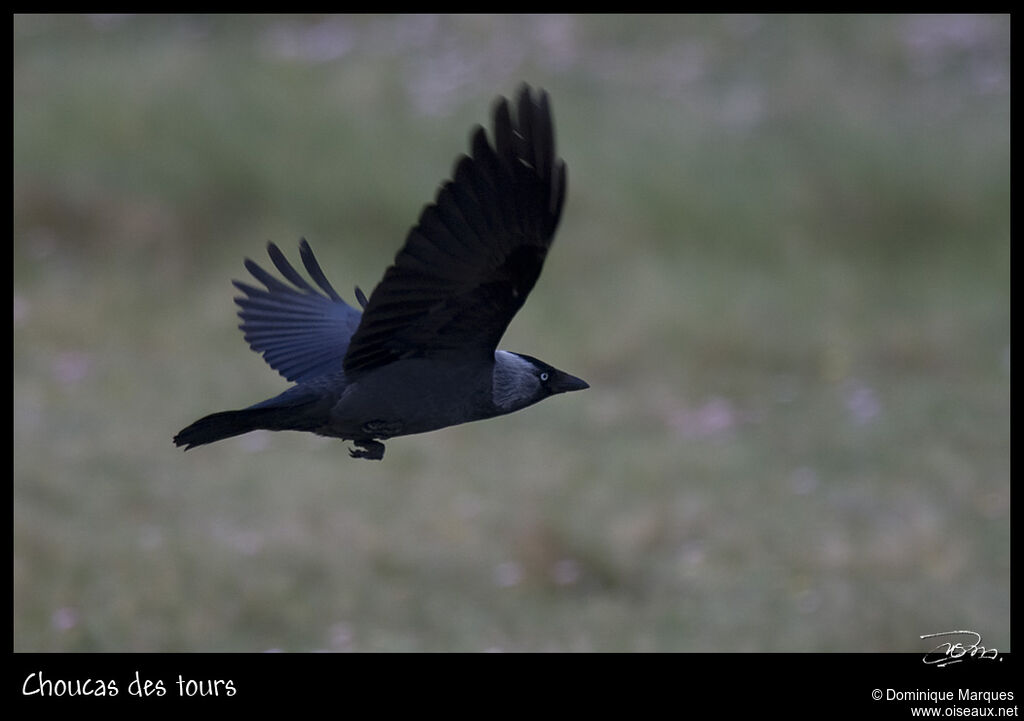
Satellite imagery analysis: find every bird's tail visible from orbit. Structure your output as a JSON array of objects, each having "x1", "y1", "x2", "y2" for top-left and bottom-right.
[{"x1": 173, "y1": 394, "x2": 326, "y2": 450}]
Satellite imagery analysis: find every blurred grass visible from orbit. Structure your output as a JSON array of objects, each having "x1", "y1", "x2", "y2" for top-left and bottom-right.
[{"x1": 14, "y1": 14, "x2": 1009, "y2": 652}]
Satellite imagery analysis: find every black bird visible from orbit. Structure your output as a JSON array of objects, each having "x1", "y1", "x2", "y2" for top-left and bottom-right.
[{"x1": 173, "y1": 84, "x2": 587, "y2": 460}]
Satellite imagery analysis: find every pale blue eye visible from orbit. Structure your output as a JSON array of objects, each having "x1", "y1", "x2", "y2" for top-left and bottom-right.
[{"x1": 540, "y1": 372, "x2": 549, "y2": 382}]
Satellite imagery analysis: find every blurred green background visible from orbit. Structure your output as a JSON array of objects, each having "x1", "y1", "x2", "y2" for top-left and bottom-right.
[{"x1": 14, "y1": 14, "x2": 1009, "y2": 652}]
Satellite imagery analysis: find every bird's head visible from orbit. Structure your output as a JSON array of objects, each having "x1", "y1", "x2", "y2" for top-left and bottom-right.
[{"x1": 492, "y1": 350, "x2": 588, "y2": 413}]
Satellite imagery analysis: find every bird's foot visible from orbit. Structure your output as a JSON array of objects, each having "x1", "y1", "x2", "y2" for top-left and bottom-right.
[{"x1": 349, "y1": 440, "x2": 385, "y2": 460}]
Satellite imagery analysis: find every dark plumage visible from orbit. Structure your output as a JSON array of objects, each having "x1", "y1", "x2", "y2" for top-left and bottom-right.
[{"x1": 174, "y1": 84, "x2": 587, "y2": 460}]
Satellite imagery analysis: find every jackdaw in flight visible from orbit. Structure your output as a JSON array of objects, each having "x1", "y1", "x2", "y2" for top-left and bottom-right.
[{"x1": 174, "y1": 84, "x2": 587, "y2": 460}]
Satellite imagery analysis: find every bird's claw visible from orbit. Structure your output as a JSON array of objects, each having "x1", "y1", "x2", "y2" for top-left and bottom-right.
[{"x1": 349, "y1": 440, "x2": 385, "y2": 460}]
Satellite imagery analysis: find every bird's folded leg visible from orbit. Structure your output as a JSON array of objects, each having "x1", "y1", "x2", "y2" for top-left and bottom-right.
[{"x1": 349, "y1": 440, "x2": 386, "y2": 460}]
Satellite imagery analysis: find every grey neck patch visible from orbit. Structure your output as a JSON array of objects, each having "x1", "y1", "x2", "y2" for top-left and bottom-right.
[{"x1": 492, "y1": 351, "x2": 540, "y2": 410}]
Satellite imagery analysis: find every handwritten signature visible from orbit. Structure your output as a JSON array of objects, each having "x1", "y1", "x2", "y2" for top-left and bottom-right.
[{"x1": 920, "y1": 630, "x2": 1000, "y2": 667}]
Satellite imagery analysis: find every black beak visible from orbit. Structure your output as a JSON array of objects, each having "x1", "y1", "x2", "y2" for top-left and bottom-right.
[{"x1": 550, "y1": 370, "x2": 590, "y2": 394}]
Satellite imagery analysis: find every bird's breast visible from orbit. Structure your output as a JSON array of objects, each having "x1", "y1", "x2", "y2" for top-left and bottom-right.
[{"x1": 327, "y1": 357, "x2": 494, "y2": 438}]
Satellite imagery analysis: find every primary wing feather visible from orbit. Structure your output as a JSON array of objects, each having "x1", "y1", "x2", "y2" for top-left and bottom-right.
[
  {"x1": 343, "y1": 84, "x2": 567, "y2": 375},
  {"x1": 233, "y1": 239, "x2": 362, "y2": 383}
]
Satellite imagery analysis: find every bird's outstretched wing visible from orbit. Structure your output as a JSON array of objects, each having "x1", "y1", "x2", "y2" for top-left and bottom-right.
[
  {"x1": 342, "y1": 84, "x2": 567, "y2": 376},
  {"x1": 233, "y1": 239, "x2": 363, "y2": 383}
]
